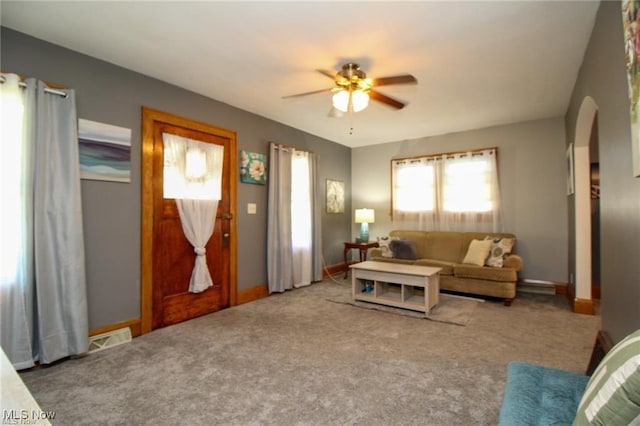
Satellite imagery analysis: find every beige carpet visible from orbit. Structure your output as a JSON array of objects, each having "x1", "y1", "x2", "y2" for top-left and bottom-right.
[{"x1": 19, "y1": 278, "x2": 600, "y2": 425}]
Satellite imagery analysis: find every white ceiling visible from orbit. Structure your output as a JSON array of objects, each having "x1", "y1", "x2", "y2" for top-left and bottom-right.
[{"x1": 1, "y1": 1, "x2": 600, "y2": 148}]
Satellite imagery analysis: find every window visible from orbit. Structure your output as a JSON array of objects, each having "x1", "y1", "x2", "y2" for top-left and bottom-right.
[
  {"x1": 442, "y1": 158, "x2": 493, "y2": 213},
  {"x1": 291, "y1": 151, "x2": 312, "y2": 249},
  {"x1": 163, "y1": 134, "x2": 223, "y2": 201},
  {"x1": 391, "y1": 148, "x2": 502, "y2": 232},
  {"x1": 0, "y1": 76, "x2": 25, "y2": 285},
  {"x1": 393, "y1": 160, "x2": 435, "y2": 212}
]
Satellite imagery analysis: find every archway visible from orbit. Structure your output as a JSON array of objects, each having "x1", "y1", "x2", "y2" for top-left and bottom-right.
[{"x1": 571, "y1": 96, "x2": 598, "y2": 314}]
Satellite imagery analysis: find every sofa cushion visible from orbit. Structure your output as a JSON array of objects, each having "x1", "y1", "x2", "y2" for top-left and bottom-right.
[
  {"x1": 389, "y1": 239, "x2": 418, "y2": 260},
  {"x1": 414, "y1": 259, "x2": 455, "y2": 275},
  {"x1": 498, "y1": 362, "x2": 589, "y2": 426},
  {"x1": 377, "y1": 236, "x2": 398, "y2": 258},
  {"x1": 422, "y1": 232, "x2": 466, "y2": 262},
  {"x1": 484, "y1": 236, "x2": 515, "y2": 267},
  {"x1": 462, "y1": 239, "x2": 492, "y2": 266},
  {"x1": 574, "y1": 328, "x2": 640, "y2": 426},
  {"x1": 454, "y1": 264, "x2": 517, "y2": 282}
]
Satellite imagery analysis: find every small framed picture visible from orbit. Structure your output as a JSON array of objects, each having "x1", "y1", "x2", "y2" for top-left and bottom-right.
[
  {"x1": 591, "y1": 162, "x2": 600, "y2": 199},
  {"x1": 240, "y1": 150, "x2": 267, "y2": 185},
  {"x1": 326, "y1": 179, "x2": 344, "y2": 213},
  {"x1": 622, "y1": 1, "x2": 640, "y2": 177},
  {"x1": 78, "y1": 118, "x2": 131, "y2": 183},
  {"x1": 567, "y1": 143, "x2": 574, "y2": 195}
]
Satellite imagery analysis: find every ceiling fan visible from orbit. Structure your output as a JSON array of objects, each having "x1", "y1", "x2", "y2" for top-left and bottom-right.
[{"x1": 283, "y1": 63, "x2": 417, "y2": 113}]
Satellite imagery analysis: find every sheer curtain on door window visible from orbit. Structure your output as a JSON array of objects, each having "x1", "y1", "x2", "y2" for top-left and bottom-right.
[
  {"x1": 162, "y1": 133, "x2": 224, "y2": 293},
  {"x1": 267, "y1": 143, "x2": 322, "y2": 293},
  {"x1": 0, "y1": 73, "x2": 88, "y2": 369}
]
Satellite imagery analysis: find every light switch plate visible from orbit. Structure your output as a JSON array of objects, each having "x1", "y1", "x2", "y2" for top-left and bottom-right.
[{"x1": 247, "y1": 203, "x2": 257, "y2": 214}]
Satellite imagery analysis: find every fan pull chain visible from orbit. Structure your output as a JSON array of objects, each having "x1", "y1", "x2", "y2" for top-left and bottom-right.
[{"x1": 348, "y1": 91, "x2": 355, "y2": 135}]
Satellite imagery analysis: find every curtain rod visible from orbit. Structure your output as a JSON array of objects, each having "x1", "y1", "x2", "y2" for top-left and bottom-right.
[
  {"x1": 0, "y1": 75, "x2": 68, "y2": 98},
  {"x1": 270, "y1": 142, "x2": 314, "y2": 155},
  {"x1": 393, "y1": 147, "x2": 497, "y2": 163}
]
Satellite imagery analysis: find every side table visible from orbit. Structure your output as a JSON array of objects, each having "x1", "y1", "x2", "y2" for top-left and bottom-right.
[{"x1": 343, "y1": 241, "x2": 379, "y2": 278}]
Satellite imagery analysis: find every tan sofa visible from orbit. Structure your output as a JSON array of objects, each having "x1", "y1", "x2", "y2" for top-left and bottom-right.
[{"x1": 369, "y1": 230, "x2": 523, "y2": 305}]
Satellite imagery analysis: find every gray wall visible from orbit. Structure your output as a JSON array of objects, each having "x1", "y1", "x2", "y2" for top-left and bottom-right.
[
  {"x1": 352, "y1": 117, "x2": 569, "y2": 283},
  {"x1": 565, "y1": 2, "x2": 640, "y2": 342},
  {"x1": 1, "y1": 28, "x2": 352, "y2": 330}
]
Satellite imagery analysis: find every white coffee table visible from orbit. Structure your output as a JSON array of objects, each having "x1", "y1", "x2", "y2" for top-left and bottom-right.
[{"x1": 349, "y1": 261, "x2": 441, "y2": 315}]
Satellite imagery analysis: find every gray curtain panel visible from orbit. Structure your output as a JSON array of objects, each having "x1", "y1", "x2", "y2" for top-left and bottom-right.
[
  {"x1": 1, "y1": 76, "x2": 88, "y2": 368},
  {"x1": 267, "y1": 143, "x2": 293, "y2": 293},
  {"x1": 309, "y1": 152, "x2": 323, "y2": 282}
]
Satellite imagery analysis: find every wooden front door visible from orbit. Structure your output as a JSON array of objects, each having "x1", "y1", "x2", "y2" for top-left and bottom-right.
[{"x1": 141, "y1": 107, "x2": 237, "y2": 332}]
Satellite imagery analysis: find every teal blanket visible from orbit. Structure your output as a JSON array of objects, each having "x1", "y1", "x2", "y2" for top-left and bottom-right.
[{"x1": 499, "y1": 361, "x2": 589, "y2": 426}]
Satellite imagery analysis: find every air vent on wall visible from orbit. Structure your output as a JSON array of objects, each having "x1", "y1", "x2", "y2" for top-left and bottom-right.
[{"x1": 88, "y1": 327, "x2": 132, "y2": 353}]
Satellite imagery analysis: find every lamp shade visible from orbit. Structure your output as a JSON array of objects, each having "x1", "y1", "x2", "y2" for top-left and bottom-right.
[{"x1": 355, "y1": 208, "x2": 375, "y2": 224}]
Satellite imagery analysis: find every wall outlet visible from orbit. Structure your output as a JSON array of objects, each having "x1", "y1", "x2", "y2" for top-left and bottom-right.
[{"x1": 247, "y1": 203, "x2": 257, "y2": 214}]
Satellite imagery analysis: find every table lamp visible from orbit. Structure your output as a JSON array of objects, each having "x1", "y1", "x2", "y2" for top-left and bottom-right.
[{"x1": 355, "y1": 208, "x2": 375, "y2": 242}]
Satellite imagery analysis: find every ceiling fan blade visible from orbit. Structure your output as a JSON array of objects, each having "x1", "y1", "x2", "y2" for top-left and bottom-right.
[
  {"x1": 316, "y1": 69, "x2": 337, "y2": 80},
  {"x1": 369, "y1": 89, "x2": 406, "y2": 109},
  {"x1": 372, "y1": 74, "x2": 417, "y2": 87},
  {"x1": 282, "y1": 87, "x2": 333, "y2": 99}
]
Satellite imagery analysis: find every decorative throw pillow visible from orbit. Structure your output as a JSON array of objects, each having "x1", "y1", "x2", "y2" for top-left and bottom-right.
[
  {"x1": 573, "y1": 328, "x2": 640, "y2": 425},
  {"x1": 484, "y1": 236, "x2": 515, "y2": 268},
  {"x1": 462, "y1": 239, "x2": 493, "y2": 266},
  {"x1": 377, "y1": 236, "x2": 398, "y2": 258},
  {"x1": 389, "y1": 239, "x2": 418, "y2": 260}
]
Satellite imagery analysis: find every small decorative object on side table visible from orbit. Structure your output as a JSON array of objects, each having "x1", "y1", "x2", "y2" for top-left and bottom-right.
[{"x1": 343, "y1": 241, "x2": 379, "y2": 279}]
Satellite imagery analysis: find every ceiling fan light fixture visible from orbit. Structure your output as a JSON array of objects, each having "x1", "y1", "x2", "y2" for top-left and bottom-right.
[
  {"x1": 332, "y1": 90, "x2": 349, "y2": 112},
  {"x1": 284, "y1": 63, "x2": 415, "y2": 113},
  {"x1": 332, "y1": 89, "x2": 369, "y2": 113},
  {"x1": 352, "y1": 89, "x2": 369, "y2": 112}
]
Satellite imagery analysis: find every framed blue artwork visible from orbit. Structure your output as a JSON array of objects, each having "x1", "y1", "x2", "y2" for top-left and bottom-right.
[
  {"x1": 240, "y1": 150, "x2": 267, "y2": 185},
  {"x1": 78, "y1": 118, "x2": 131, "y2": 183}
]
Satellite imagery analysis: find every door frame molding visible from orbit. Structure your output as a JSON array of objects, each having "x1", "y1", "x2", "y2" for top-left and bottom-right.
[
  {"x1": 140, "y1": 106, "x2": 237, "y2": 334},
  {"x1": 571, "y1": 96, "x2": 598, "y2": 315}
]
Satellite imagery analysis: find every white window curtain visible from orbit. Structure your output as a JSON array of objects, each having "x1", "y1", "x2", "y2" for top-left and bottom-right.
[
  {"x1": 267, "y1": 143, "x2": 322, "y2": 293},
  {"x1": 392, "y1": 157, "x2": 437, "y2": 229},
  {"x1": 162, "y1": 133, "x2": 224, "y2": 293},
  {"x1": 392, "y1": 148, "x2": 502, "y2": 232},
  {"x1": 0, "y1": 73, "x2": 89, "y2": 369}
]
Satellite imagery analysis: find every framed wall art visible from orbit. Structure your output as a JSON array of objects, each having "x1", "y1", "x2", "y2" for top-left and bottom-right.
[
  {"x1": 567, "y1": 143, "x2": 575, "y2": 195},
  {"x1": 622, "y1": 0, "x2": 640, "y2": 177},
  {"x1": 326, "y1": 179, "x2": 344, "y2": 213},
  {"x1": 78, "y1": 118, "x2": 131, "y2": 183},
  {"x1": 240, "y1": 150, "x2": 267, "y2": 185},
  {"x1": 591, "y1": 162, "x2": 600, "y2": 199}
]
